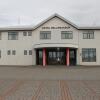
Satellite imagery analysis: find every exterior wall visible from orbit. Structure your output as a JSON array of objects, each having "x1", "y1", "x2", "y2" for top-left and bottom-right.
[
  {"x1": 0, "y1": 31, "x2": 33, "y2": 65},
  {"x1": 79, "y1": 30, "x2": 100, "y2": 65},
  {"x1": 33, "y1": 17, "x2": 79, "y2": 48},
  {"x1": 0, "y1": 16, "x2": 100, "y2": 66}
]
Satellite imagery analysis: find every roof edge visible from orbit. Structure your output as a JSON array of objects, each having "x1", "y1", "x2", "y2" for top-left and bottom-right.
[{"x1": 0, "y1": 13, "x2": 100, "y2": 31}]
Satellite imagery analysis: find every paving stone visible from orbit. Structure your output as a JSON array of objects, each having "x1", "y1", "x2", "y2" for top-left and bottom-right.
[
  {"x1": 0, "y1": 66, "x2": 100, "y2": 99},
  {"x1": 0, "y1": 80, "x2": 100, "y2": 100}
]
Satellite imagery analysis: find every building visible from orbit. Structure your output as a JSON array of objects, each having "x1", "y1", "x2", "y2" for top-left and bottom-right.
[{"x1": 0, "y1": 14, "x2": 99, "y2": 66}]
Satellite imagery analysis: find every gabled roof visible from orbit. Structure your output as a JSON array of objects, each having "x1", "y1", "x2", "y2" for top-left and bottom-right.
[
  {"x1": 33, "y1": 13, "x2": 100, "y2": 30},
  {"x1": 0, "y1": 13, "x2": 100, "y2": 31},
  {"x1": 32, "y1": 13, "x2": 79, "y2": 30}
]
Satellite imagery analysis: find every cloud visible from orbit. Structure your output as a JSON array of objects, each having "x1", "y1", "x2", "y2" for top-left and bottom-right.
[{"x1": 0, "y1": 0, "x2": 100, "y2": 26}]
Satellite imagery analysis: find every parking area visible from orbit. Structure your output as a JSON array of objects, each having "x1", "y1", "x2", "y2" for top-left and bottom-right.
[{"x1": 0, "y1": 66, "x2": 100, "y2": 100}]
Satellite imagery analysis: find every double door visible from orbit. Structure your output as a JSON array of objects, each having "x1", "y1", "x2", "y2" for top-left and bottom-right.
[{"x1": 47, "y1": 49, "x2": 66, "y2": 65}]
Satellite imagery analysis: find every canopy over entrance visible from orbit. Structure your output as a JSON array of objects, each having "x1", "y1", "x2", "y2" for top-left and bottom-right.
[{"x1": 34, "y1": 43, "x2": 78, "y2": 49}]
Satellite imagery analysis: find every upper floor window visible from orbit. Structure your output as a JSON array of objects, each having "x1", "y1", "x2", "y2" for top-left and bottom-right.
[
  {"x1": 61, "y1": 31, "x2": 73, "y2": 39},
  {"x1": 0, "y1": 32, "x2": 1, "y2": 40},
  {"x1": 8, "y1": 32, "x2": 18, "y2": 40},
  {"x1": 83, "y1": 31, "x2": 94, "y2": 39},
  {"x1": 23, "y1": 31, "x2": 27, "y2": 36},
  {"x1": 40, "y1": 31, "x2": 51, "y2": 39},
  {"x1": 82, "y1": 48, "x2": 96, "y2": 62},
  {"x1": 23, "y1": 31, "x2": 32, "y2": 36},
  {"x1": 28, "y1": 31, "x2": 32, "y2": 36}
]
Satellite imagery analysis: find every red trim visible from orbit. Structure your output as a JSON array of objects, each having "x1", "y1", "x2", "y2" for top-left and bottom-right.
[
  {"x1": 43, "y1": 48, "x2": 46, "y2": 66},
  {"x1": 66, "y1": 48, "x2": 70, "y2": 66},
  {"x1": 66, "y1": 49, "x2": 67, "y2": 65}
]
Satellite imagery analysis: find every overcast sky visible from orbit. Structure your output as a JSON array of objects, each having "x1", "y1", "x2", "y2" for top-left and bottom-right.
[{"x1": 0, "y1": 0, "x2": 100, "y2": 27}]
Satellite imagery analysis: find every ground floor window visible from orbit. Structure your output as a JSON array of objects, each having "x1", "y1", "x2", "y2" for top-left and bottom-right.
[
  {"x1": 0, "y1": 50, "x2": 1, "y2": 58},
  {"x1": 24, "y1": 50, "x2": 27, "y2": 55},
  {"x1": 29, "y1": 50, "x2": 32, "y2": 55},
  {"x1": 82, "y1": 48, "x2": 96, "y2": 62},
  {"x1": 12, "y1": 50, "x2": 16, "y2": 55},
  {"x1": 7, "y1": 50, "x2": 11, "y2": 55}
]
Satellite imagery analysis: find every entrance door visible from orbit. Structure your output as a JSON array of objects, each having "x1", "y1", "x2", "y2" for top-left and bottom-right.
[
  {"x1": 36, "y1": 49, "x2": 43, "y2": 65},
  {"x1": 70, "y1": 49, "x2": 76, "y2": 65},
  {"x1": 47, "y1": 48, "x2": 66, "y2": 65},
  {"x1": 36, "y1": 48, "x2": 76, "y2": 66}
]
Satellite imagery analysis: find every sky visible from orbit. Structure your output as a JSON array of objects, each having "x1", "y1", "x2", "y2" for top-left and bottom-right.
[{"x1": 0, "y1": 0, "x2": 100, "y2": 27}]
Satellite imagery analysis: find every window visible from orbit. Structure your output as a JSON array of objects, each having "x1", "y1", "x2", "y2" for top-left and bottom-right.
[
  {"x1": 83, "y1": 31, "x2": 94, "y2": 39},
  {"x1": 8, "y1": 32, "x2": 18, "y2": 40},
  {"x1": 7, "y1": 50, "x2": 11, "y2": 55},
  {"x1": 23, "y1": 31, "x2": 32, "y2": 36},
  {"x1": 61, "y1": 31, "x2": 73, "y2": 39},
  {"x1": 23, "y1": 32, "x2": 27, "y2": 36},
  {"x1": 7, "y1": 50, "x2": 16, "y2": 55},
  {"x1": 12, "y1": 50, "x2": 16, "y2": 55},
  {"x1": 40, "y1": 31, "x2": 51, "y2": 39},
  {"x1": 29, "y1": 50, "x2": 32, "y2": 55},
  {"x1": 24, "y1": 50, "x2": 27, "y2": 55},
  {"x1": 28, "y1": 31, "x2": 32, "y2": 36},
  {"x1": 0, "y1": 32, "x2": 1, "y2": 40},
  {"x1": 0, "y1": 50, "x2": 1, "y2": 58},
  {"x1": 82, "y1": 48, "x2": 96, "y2": 62}
]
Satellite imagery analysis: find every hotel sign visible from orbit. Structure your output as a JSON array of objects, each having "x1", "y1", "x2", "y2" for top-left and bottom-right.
[{"x1": 42, "y1": 26, "x2": 70, "y2": 29}]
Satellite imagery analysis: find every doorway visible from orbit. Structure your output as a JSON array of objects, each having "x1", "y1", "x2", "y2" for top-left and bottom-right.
[
  {"x1": 70, "y1": 49, "x2": 76, "y2": 65},
  {"x1": 36, "y1": 48, "x2": 77, "y2": 66},
  {"x1": 47, "y1": 48, "x2": 66, "y2": 65}
]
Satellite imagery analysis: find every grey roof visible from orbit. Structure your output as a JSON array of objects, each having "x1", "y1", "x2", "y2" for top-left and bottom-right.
[
  {"x1": 0, "y1": 25, "x2": 34, "y2": 31},
  {"x1": 0, "y1": 13, "x2": 100, "y2": 31}
]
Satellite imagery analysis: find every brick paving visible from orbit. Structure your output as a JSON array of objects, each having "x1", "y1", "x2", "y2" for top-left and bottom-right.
[
  {"x1": 0, "y1": 66, "x2": 100, "y2": 100},
  {"x1": 0, "y1": 80, "x2": 100, "y2": 100}
]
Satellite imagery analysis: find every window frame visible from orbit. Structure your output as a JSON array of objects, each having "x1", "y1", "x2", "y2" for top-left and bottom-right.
[
  {"x1": 0, "y1": 32, "x2": 1, "y2": 40},
  {"x1": 29, "y1": 50, "x2": 32, "y2": 55},
  {"x1": 23, "y1": 31, "x2": 27, "y2": 36},
  {"x1": 61, "y1": 31, "x2": 73, "y2": 39},
  {"x1": 40, "y1": 31, "x2": 51, "y2": 39},
  {"x1": 28, "y1": 31, "x2": 32, "y2": 36},
  {"x1": 83, "y1": 31, "x2": 94, "y2": 39},
  {"x1": 8, "y1": 32, "x2": 18, "y2": 40},
  {"x1": 82, "y1": 48, "x2": 96, "y2": 62},
  {"x1": 7, "y1": 50, "x2": 11, "y2": 55},
  {"x1": 24, "y1": 50, "x2": 27, "y2": 55},
  {"x1": 0, "y1": 50, "x2": 1, "y2": 58},
  {"x1": 12, "y1": 50, "x2": 16, "y2": 55}
]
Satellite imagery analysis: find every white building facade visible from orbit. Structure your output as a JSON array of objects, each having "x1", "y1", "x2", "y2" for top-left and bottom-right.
[{"x1": 0, "y1": 14, "x2": 99, "y2": 66}]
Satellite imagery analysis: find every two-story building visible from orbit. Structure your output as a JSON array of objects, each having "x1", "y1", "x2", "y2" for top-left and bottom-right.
[{"x1": 0, "y1": 14, "x2": 99, "y2": 66}]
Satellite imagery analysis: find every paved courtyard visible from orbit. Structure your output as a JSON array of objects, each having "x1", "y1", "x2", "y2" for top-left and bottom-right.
[{"x1": 0, "y1": 66, "x2": 100, "y2": 100}]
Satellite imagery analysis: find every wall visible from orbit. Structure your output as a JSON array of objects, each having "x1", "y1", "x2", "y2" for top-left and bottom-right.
[
  {"x1": 0, "y1": 31, "x2": 33, "y2": 65},
  {"x1": 79, "y1": 30, "x2": 100, "y2": 65},
  {"x1": 0, "y1": 16, "x2": 100, "y2": 66}
]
